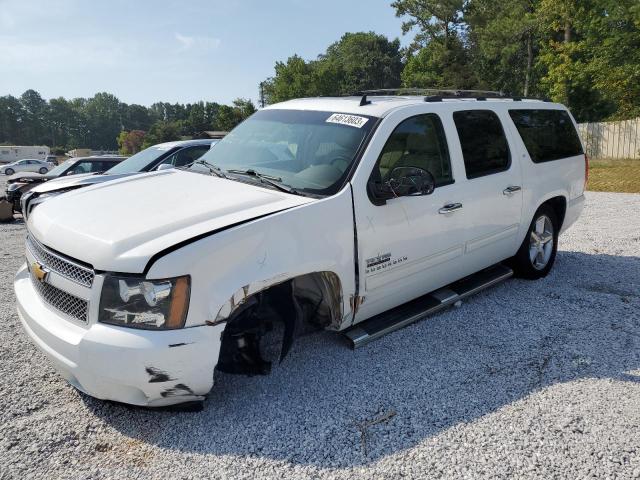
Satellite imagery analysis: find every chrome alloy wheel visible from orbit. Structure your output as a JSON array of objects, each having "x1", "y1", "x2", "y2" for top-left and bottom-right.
[{"x1": 529, "y1": 214, "x2": 554, "y2": 270}]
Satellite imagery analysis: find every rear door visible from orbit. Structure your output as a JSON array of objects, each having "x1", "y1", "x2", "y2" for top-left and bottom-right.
[{"x1": 450, "y1": 108, "x2": 524, "y2": 269}]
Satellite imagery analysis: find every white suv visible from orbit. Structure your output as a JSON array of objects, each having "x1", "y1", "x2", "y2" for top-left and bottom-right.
[{"x1": 15, "y1": 91, "x2": 586, "y2": 408}]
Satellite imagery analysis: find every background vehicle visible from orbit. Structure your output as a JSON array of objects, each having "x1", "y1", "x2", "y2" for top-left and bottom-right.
[
  {"x1": 5, "y1": 156, "x2": 125, "y2": 214},
  {"x1": 21, "y1": 139, "x2": 218, "y2": 218},
  {"x1": 15, "y1": 91, "x2": 586, "y2": 408},
  {"x1": 1, "y1": 159, "x2": 52, "y2": 176},
  {"x1": 0, "y1": 146, "x2": 50, "y2": 164}
]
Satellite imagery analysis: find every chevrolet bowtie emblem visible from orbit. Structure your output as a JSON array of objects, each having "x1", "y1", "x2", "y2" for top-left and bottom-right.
[{"x1": 31, "y1": 262, "x2": 49, "y2": 283}]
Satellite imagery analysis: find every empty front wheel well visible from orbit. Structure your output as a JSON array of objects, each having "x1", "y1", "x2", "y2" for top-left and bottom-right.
[{"x1": 215, "y1": 272, "x2": 343, "y2": 375}]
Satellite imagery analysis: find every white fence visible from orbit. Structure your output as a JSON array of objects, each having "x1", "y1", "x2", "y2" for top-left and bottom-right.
[{"x1": 578, "y1": 118, "x2": 640, "y2": 159}]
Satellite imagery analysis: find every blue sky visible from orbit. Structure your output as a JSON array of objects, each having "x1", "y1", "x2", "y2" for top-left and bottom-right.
[{"x1": 0, "y1": 0, "x2": 406, "y2": 106}]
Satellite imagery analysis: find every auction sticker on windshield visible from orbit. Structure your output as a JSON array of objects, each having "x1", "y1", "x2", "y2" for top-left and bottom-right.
[{"x1": 326, "y1": 113, "x2": 369, "y2": 128}]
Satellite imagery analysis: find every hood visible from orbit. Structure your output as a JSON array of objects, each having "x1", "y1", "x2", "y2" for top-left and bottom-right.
[
  {"x1": 7, "y1": 172, "x2": 45, "y2": 183},
  {"x1": 28, "y1": 170, "x2": 314, "y2": 273},
  {"x1": 29, "y1": 172, "x2": 135, "y2": 194}
]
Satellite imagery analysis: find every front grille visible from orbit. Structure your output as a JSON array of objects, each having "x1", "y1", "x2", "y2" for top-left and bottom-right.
[
  {"x1": 26, "y1": 235, "x2": 95, "y2": 287},
  {"x1": 30, "y1": 274, "x2": 88, "y2": 323}
]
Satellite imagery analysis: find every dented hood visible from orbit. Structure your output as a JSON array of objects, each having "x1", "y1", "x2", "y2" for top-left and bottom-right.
[{"x1": 28, "y1": 170, "x2": 314, "y2": 272}]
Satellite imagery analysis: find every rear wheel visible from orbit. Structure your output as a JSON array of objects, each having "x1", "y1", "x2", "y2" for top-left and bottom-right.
[
  {"x1": 39, "y1": 167, "x2": 48, "y2": 174},
  {"x1": 511, "y1": 204, "x2": 558, "y2": 279},
  {"x1": 4, "y1": 168, "x2": 14, "y2": 176}
]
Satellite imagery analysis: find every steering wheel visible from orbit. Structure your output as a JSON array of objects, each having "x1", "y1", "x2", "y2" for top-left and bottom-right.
[{"x1": 329, "y1": 153, "x2": 352, "y2": 172}]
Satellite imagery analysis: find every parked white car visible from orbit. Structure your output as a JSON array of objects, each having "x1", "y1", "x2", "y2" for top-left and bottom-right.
[
  {"x1": 1, "y1": 159, "x2": 51, "y2": 176},
  {"x1": 15, "y1": 91, "x2": 586, "y2": 408}
]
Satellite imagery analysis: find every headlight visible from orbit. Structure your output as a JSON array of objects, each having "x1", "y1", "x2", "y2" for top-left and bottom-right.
[
  {"x1": 7, "y1": 182, "x2": 23, "y2": 192},
  {"x1": 99, "y1": 274, "x2": 190, "y2": 330}
]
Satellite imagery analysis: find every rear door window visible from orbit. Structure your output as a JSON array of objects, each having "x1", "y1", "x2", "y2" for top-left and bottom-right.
[
  {"x1": 453, "y1": 110, "x2": 511, "y2": 179},
  {"x1": 453, "y1": 110, "x2": 511, "y2": 178},
  {"x1": 509, "y1": 109, "x2": 583, "y2": 163}
]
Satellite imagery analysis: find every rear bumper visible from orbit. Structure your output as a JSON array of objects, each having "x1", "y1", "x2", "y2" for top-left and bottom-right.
[
  {"x1": 15, "y1": 264, "x2": 225, "y2": 406},
  {"x1": 560, "y1": 194, "x2": 585, "y2": 234}
]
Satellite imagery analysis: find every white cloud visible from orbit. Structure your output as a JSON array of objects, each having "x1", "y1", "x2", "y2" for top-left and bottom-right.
[{"x1": 174, "y1": 32, "x2": 221, "y2": 52}]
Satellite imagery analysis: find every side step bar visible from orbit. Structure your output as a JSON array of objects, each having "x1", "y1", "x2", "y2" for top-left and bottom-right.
[{"x1": 344, "y1": 264, "x2": 513, "y2": 349}]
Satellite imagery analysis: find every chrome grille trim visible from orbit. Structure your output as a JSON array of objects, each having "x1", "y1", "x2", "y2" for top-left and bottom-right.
[
  {"x1": 30, "y1": 273, "x2": 89, "y2": 323},
  {"x1": 26, "y1": 235, "x2": 95, "y2": 287}
]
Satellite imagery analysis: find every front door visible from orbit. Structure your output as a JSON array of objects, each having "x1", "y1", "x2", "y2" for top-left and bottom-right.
[{"x1": 352, "y1": 111, "x2": 471, "y2": 322}]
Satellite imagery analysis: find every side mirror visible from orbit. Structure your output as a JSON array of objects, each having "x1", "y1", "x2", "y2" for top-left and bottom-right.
[
  {"x1": 368, "y1": 166, "x2": 436, "y2": 204},
  {"x1": 156, "y1": 163, "x2": 175, "y2": 171}
]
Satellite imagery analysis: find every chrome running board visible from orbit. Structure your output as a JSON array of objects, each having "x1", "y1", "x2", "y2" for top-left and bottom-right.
[{"x1": 344, "y1": 264, "x2": 513, "y2": 349}]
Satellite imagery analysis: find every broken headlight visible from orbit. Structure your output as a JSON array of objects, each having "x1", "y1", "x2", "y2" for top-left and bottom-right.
[{"x1": 99, "y1": 274, "x2": 190, "y2": 330}]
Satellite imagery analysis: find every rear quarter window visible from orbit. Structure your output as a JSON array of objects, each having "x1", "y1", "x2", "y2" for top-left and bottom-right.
[{"x1": 509, "y1": 109, "x2": 583, "y2": 163}]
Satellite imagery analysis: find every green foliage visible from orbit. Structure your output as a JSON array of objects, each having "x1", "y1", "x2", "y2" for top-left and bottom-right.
[
  {"x1": 117, "y1": 130, "x2": 146, "y2": 155},
  {"x1": 142, "y1": 121, "x2": 183, "y2": 149},
  {"x1": 0, "y1": 91, "x2": 256, "y2": 150},
  {"x1": 402, "y1": 36, "x2": 477, "y2": 89},
  {"x1": 465, "y1": 0, "x2": 539, "y2": 95},
  {"x1": 263, "y1": 32, "x2": 403, "y2": 103},
  {"x1": 261, "y1": 1, "x2": 639, "y2": 123}
]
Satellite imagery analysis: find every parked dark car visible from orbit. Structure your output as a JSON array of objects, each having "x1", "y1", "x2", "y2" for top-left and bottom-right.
[
  {"x1": 20, "y1": 139, "x2": 219, "y2": 218},
  {"x1": 5, "y1": 155, "x2": 125, "y2": 214}
]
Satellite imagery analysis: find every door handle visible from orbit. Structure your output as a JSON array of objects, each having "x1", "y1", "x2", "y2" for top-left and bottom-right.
[
  {"x1": 438, "y1": 203, "x2": 463, "y2": 214},
  {"x1": 503, "y1": 185, "x2": 522, "y2": 195}
]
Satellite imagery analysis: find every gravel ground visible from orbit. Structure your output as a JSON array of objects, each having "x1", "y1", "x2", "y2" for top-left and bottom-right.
[{"x1": 0, "y1": 177, "x2": 639, "y2": 479}]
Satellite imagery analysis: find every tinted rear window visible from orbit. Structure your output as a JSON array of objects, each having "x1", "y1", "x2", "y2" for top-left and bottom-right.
[
  {"x1": 453, "y1": 110, "x2": 511, "y2": 179},
  {"x1": 509, "y1": 109, "x2": 583, "y2": 163}
]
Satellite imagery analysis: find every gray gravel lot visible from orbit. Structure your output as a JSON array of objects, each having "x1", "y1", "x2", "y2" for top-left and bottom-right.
[{"x1": 0, "y1": 175, "x2": 639, "y2": 479}]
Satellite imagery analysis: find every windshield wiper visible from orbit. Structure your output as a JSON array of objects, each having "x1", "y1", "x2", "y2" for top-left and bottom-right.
[
  {"x1": 227, "y1": 169, "x2": 299, "y2": 195},
  {"x1": 181, "y1": 160, "x2": 228, "y2": 178}
]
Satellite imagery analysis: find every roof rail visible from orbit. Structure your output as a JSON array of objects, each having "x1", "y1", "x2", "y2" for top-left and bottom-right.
[
  {"x1": 354, "y1": 88, "x2": 505, "y2": 97},
  {"x1": 351, "y1": 88, "x2": 549, "y2": 103}
]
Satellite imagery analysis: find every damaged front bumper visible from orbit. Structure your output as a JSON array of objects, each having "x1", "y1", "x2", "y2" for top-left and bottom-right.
[{"x1": 14, "y1": 264, "x2": 225, "y2": 407}]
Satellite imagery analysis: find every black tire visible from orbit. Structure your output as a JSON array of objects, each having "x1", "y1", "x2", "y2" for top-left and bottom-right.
[
  {"x1": 5, "y1": 168, "x2": 14, "y2": 176},
  {"x1": 510, "y1": 204, "x2": 559, "y2": 279},
  {"x1": 39, "y1": 167, "x2": 48, "y2": 174}
]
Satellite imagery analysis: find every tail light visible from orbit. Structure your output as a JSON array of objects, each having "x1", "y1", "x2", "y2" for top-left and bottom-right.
[{"x1": 584, "y1": 154, "x2": 589, "y2": 190}]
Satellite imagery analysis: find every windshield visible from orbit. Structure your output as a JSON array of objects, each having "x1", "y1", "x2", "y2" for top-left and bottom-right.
[
  {"x1": 196, "y1": 109, "x2": 377, "y2": 195},
  {"x1": 106, "y1": 145, "x2": 176, "y2": 174},
  {"x1": 48, "y1": 160, "x2": 74, "y2": 176}
]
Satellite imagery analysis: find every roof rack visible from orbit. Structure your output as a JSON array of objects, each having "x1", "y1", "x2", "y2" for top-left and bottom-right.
[{"x1": 352, "y1": 88, "x2": 548, "y2": 104}]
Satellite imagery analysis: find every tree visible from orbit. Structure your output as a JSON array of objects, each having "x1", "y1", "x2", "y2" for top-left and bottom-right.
[
  {"x1": 392, "y1": 0, "x2": 465, "y2": 52},
  {"x1": 392, "y1": 0, "x2": 477, "y2": 89},
  {"x1": 0, "y1": 95, "x2": 24, "y2": 144},
  {"x1": 466, "y1": 0, "x2": 540, "y2": 95},
  {"x1": 402, "y1": 36, "x2": 477, "y2": 88},
  {"x1": 84, "y1": 92, "x2": 122, "y2": 150},
  {"x1": 262, "y1": 32, "x2": 403, "y2": 103},
  {"x1": 322, "y1": 32, "x2": 403, "y2": 93},
  {"x1": 534, "y1": 0, "x2": 622, "y2": 121},
  {"x1": 263, "y1": 55, "x2": 321, "y2": 104},
  {"x1": 214, "y1": 98, "x2": 256, "y2": 131},
  {"x1": 117, "y1": 130, "x2": 146, "y2": 155},
  {"x1": 20, "y1": 89, "x2": 48, "y2": 145},
  {"x1": 142, "y1": 121, "x2": 183, "y2": 148}
]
